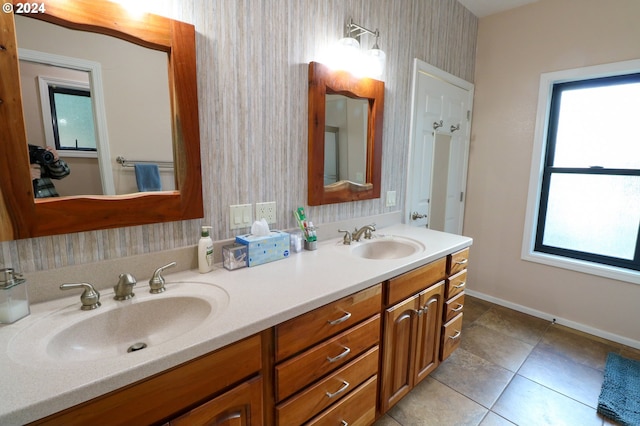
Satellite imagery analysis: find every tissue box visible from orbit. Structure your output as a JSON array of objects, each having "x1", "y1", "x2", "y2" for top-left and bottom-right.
[{"x1": 235, "y1": 231, "x2": 290, "y2": 267}]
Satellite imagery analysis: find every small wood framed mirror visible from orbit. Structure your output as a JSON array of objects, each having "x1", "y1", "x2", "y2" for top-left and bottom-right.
[{"x1": 307, "y1": 61, "x2": 384, "y2": 205}]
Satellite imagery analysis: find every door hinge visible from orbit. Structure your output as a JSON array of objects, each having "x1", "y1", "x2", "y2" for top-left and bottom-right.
[
  {"x1": 460, "y1": 191, "x2": 464, "y2": 202},
  {"x1": 466, "y1": 110, "x2": 471, "y2": 121}
]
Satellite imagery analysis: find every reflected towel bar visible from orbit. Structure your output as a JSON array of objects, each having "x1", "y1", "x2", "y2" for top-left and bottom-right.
[{"x1": 116, "y1": 156, "x2": 173, "y2": 169}]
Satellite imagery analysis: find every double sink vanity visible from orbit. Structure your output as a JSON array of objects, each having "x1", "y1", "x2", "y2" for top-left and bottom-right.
[{"x1": 0, "y1": 224, "x2": 471, "y2": 425}]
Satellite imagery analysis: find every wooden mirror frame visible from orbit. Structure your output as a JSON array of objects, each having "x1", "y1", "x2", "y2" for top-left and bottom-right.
[
  {"x1": 0, "y1": 0, "x2": 203, "y2": 241},
  {"x1": 307, "y1": 61, "x2": 384, "y2": 205}
]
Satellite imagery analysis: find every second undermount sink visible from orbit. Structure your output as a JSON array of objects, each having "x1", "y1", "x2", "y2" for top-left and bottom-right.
[
  {"x1": 347, "y1": 236, "x2": 425, "y2": 260},
  {"x1": 8, "y1": 282, "x2": 229, "y2": 365}
]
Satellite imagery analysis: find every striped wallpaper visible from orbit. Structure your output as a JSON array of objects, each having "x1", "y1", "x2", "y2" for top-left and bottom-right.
[{"x1": 1, "y1": 0, "x2": 477, "y2": 273}]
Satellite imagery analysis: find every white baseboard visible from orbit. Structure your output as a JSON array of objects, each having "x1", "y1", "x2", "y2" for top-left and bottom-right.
[{"x1": 466, "y1": 289, "x2": 640, "y2": 350}]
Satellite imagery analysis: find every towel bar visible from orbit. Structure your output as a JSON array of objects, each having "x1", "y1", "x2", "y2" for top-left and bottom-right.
[{"x1": 116, "y1": 156, "x2": 173, "y2": 169}]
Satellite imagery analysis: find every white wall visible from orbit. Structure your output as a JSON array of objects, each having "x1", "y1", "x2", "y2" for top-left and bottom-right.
[{"x1": 465, "y1": 0, "x2": 640, "y2": 345}]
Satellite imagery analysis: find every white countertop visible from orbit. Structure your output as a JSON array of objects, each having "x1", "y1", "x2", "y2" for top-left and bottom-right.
[{"x1": 0, "y1": 224, "x2": 471, "y2": 425}]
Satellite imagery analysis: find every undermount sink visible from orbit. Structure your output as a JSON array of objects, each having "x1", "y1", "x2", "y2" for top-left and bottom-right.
[
  {"x1": 345, "y1": 235, "x2": 425, "y2": 260},
  {"x1": 8, "y1": 282, "x2": 229, "y2": 365}
]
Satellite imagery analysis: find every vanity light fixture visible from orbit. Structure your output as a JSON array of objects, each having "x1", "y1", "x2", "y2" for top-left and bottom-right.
[{"x1": 333, "y1": 18, "x2": 386, "y2": 79}]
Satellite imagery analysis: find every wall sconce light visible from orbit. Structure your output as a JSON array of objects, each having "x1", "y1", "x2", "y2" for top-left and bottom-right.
[{"x1": 332, "y1": 18, "x2": 386, "y2": 79}]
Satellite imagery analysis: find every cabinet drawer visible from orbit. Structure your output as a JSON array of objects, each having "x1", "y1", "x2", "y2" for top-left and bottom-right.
[
  {"x1": 440, "y1": 313, "x2": 463, "y2": 361},
  {"x1": 445, "y1": 269, "x2": 467, "y2": 299},
  {"x1": 444, "y1": 291, "x2": 465, "y2": 323},
  {"x1": 276, "y1": 346, "x2": 378, "y2": 426},
  {"x1": 448, "y1": 247, "x2": 470, "y2": 275},
  {"x1": 305, "y1": 375, "x2": 377, "y2": 426},
  {"x1": 386, "y1": 258, "x2": 446, "y2": 306},
  {"x1": 275, "y1": 315, "x2": 380, "y2": 402},
  {"x1": 276, "y1": 284, "x2": 382, "y2": 361}
]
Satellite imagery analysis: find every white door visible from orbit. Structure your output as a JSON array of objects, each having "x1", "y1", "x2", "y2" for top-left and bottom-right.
[{"x1": 406, "y1": 59, "x2": 473, "y2": 234}]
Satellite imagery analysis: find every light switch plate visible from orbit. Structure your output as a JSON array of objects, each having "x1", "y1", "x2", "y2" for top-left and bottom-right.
[
  {"x1": 386, "y1": 191, "x2": 396, "y2": 207},
  {"x1": 256, "y1": 201, "x2": 276, "y2": 225},
  {"x1": 230, "y1": 204, "x2": 252, "y2": 229}
]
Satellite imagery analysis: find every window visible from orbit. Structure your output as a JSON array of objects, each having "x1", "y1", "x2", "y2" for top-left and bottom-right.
[
  {"x1": 47, "y1": 85, "x2": 97, "y2": 152},
  {"x1": 523, "y1": 61, "x2": 640, "y2": 284}
]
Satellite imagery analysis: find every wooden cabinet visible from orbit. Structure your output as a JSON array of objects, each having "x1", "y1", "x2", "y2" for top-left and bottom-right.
[
  {"x1": 273, "y1": 284, "x2": 381, "y2": 425},
  {"x1": 440, "y1": 247, "x2": 470, "y2": 362},
  {"x1": 380, "y1": 260, "x2": 445, "y2": 413},
  {"x1": 28, "y1": 245, "x2": 471, "y2": 426},
  {"x1": 31, "y1": 334, "x2": 263, "y2": 426}
]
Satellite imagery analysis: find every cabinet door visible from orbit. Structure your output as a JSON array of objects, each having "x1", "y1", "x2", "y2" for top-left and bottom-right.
[
  {"x1": 170, "y1": 376, "x2": 263, "y2": 426},
  {"x1": 414, "y1": 281, "x2": 444, "y2": 384},
  {"x1": 380, "y1": 294, "x2": 419, "y2": 413}
]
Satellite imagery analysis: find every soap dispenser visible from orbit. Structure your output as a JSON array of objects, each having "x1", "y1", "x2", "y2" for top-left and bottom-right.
[
  {"x1": 0, "y1": 268, "x2": 30, "y2": 324},
  {"x1": 198, "y1": 226, "x2": 214, "y2": 273}
]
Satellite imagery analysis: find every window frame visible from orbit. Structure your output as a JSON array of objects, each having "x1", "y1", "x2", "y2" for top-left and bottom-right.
[{"x1": 522, "y1": 60, "x2": 640, "y2": 285}]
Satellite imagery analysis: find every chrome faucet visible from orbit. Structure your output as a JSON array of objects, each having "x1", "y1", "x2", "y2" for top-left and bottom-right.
[
  {"x1": 60, "y1": 282, "x2": 101, "y2": 310},
  {"x1": 149, "y1": 262, "x2": 177, "y2": 294},
  {"x1": 352, "y1": 223, "x2": 376, "y2": 242},
  {"x1": 338, "y1": 229, "x2": 353, "y2": 245},
  {"x1": 113, "y1": 273, "x2": 137, "y2": 300}
]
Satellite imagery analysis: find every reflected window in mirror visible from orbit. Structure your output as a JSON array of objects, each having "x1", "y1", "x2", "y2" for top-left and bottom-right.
[{"x1": 308, "y1": 62, "x2": 384, "y2": 205}]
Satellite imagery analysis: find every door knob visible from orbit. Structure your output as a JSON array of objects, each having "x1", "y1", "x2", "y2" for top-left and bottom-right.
[{"x1": 411, "y1": 212, "x2": 427, "y2": 220}]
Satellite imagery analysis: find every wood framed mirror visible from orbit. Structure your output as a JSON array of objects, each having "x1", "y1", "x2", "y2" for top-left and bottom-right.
[
  {"x1": 307, "y1": 61, "x2": 384, "y2": 205},
  {"x1": 0, "y1": 0, "x2": 203, "y2": 241}
]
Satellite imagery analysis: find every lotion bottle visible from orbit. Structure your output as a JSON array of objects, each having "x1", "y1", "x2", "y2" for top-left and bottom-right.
[{"x1": 198, "y1": 226, "x2": 214, "y2": 273}]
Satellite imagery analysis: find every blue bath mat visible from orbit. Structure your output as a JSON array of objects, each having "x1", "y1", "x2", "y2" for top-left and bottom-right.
[{"x1": 597, "y1": 352, "x2": 640, "y2": 426}]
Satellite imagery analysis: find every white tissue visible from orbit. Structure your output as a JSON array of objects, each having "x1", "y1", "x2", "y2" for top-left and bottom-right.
[{"x1": 251, "y1": 218, "x2": 270, "y2": 236}]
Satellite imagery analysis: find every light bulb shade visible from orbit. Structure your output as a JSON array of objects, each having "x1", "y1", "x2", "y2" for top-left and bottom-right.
[
  {"x1": 367, "y1": 48, "x2": 386, "y2": 79},
  {"x1": 330, "y1": 37, "x2": 361, "y2": 73}
]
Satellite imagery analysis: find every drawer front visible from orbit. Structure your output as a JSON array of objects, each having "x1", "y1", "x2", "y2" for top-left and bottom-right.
[
  {"x1": 276, "y1": 284, "x2": 382, "y2": 361},
  {"x1": 448, "y1": 247, "x2": 470, "y2": 275},
  {"x1": 440, "y1": 313, "x2": 463, "y2": 361},
  {"x1": 305, "y1": 376, "x2": 377, "y2": 426},
  {"x1": 444, "y1": 291, "x2": 465, "y2": 323},
  {"x1": 386, "y1": 257, "x2": 447, "y2": 306},
  {"x1": 446, "y1": 269, "x2": 467, "y2": 299},
  {"x1": 276, "y1": 346, "x2": 379, "y2": 426},
  {"x1": 276, "y1": 314, "x2": 380, "y2": 402}
]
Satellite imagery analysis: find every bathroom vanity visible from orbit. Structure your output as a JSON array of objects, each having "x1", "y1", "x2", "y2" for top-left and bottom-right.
[{"x1": 0, "y1": 224, "x2": 471, "y2": 425}]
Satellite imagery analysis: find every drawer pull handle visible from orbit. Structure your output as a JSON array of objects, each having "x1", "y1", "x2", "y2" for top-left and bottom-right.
[
  {"x1": 326, "y1": 380, "x2": 350, "y2": 398},
  {"x1": 455, "y1": 258, "x2": 469, "y2": 266},
  {"x1": 449, "y1": 330, "x2": 462, "y2": 340},
  {"x1": 327, "y1": 311, "x2": 352, "y2": 326},
  {"x1": 341, "y1": 421, "x2": 349, "y2": 426},
  {"x1": 327, "y1": 346, "x2": 351, "y2": 363},
  {"x1": 452, "y1": 303, "x2": 464, "y2": 312},
  {"x1": 454, "y1": 281, "x2": 466, "y2": 289}
]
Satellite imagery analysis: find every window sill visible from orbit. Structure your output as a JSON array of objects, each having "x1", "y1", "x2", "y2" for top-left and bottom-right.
[{"x1": 521, "y1": 250, "x2": 640, "y2": 285}]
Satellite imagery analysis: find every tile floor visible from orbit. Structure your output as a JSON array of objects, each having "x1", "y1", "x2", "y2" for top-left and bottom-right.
[{"x1": 374, "y1": 296, "x2": 640, "y2": 426}]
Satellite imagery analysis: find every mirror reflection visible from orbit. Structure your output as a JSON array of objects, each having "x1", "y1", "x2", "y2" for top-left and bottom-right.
[
  {"x1": 324, "y1": 94, "x2": 368, "y2": 186},
  {"x1": 16, "y1": 15, "x2": 174, "y2": 198}
]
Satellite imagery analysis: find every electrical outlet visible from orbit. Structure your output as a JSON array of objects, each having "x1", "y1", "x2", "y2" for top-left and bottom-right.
[
  {"x1": 386, "y1": 191, "x2": 396, "y2": 207},
  {"x1": 230, "y1": 204, "x2": 252, "y2": 229},
  {"x1": 256, "y1": 201, "x2": 276, "y2": 225}
]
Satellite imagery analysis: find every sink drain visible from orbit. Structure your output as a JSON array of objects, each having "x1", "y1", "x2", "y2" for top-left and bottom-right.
[{"x1": 127, "y1": 342, "x2": 148, "y2": 353}]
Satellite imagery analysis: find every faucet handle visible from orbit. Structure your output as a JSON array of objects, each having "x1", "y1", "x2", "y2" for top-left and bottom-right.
[
  {"x1": 60, "y1": 282, "x2": 101, "y2": 310},
  {"x1": 114, "y1": 273, "x2": 137, "y2": 301},
  {"x1": 338, "y1": 229, "x2": 352, "y2": 245},
  {"x1": 149, "y1": 261, "x2": 177, "y2": 294}
]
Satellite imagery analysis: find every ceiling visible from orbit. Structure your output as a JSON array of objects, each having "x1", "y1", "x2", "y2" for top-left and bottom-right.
[{"x1": 457, "y1": 0, "x2": 539, "y2": 18}]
